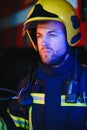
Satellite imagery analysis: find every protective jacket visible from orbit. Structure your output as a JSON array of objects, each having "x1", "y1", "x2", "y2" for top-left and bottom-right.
[
  {"x1": 28, "y1": 53, "x2": 87, "y2": 130},
  {"x1": 1, "y1": 53, "x2": 87, "y2": 130}
]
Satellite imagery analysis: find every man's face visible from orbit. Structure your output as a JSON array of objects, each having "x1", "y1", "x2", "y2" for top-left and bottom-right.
[{"x1": 36, "y1": 21, "x2": 67, "y2": 65}]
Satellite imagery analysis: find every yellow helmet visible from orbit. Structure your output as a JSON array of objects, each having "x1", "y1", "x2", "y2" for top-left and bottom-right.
[{"x1": 23, "y1": 0, "x2": 81, "y2": 50}]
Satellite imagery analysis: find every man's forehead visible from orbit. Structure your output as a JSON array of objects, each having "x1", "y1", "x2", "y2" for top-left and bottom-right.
[{"x1": 37, "y1": 20, "x2": 64, "y2": 30}]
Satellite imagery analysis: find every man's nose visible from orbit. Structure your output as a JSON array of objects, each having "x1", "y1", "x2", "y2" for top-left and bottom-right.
[{"x1": 42, "y1": 35, "x2": 49, "y2": 46}]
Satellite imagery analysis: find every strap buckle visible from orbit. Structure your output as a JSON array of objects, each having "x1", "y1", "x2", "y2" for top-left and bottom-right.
[{"x1": 65, "y1": 94, "x2": 77, "y2": 103}]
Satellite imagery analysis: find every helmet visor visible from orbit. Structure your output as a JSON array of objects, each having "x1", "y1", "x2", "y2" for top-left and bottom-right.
[{"x1": 23, "y1": 20, "x2": 64, "y2": 50}]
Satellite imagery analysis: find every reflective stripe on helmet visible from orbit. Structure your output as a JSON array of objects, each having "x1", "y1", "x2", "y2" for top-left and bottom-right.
[
  {"x1": 7, "y1": 109, "x2": 29, "y2": 129},
  {"x1": 31, "y1": 93, "x2": 87, "y2": 107},
  {"x1": 0, "y1": 118, "x2": 7, "y2": 130}
]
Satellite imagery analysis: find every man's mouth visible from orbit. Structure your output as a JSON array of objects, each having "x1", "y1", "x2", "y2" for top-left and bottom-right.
[
  {"x1": 41, "y1": 47, "x2": 52, "y2": 54},
  {"x1": 41, "y1": 50, "x2": 52, "y2": 55}
]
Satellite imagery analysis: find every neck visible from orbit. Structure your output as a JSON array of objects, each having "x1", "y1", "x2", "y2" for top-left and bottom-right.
[
  {"x1": 43, "y1": 53, "x2": 70, "y2": 68},
  {"x1": 52, "y1": 53, "x2": 69, "y2": 68}
]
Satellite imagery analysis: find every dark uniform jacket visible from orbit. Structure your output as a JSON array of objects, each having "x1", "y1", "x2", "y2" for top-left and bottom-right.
[{"x1": 1, "y1": 53, "x2": 87, "y2": 130}]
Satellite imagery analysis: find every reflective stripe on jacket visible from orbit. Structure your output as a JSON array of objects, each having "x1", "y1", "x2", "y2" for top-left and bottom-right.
[
  {"x1": 29, "y1": 93, "x2": 87, "y2": 130},
  {"x1": 8, "y1": 93, "x2": 87, "y2": 130},
  {"x1": 31, "y1": 93, "x2": 87, "y2": 107},
  {"x1": 7, "y1": 109, "x2": 29, "y2": 129},
  {"x1": 0, "y1": 118, "x2": 7, "y2": 130}
]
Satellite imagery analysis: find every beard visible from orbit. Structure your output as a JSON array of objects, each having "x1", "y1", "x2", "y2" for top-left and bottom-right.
[
  {"x1": 39, "y1": 45, "x2": 68, "y2": 66},
  {"x1": 40, "y1": 50, "x2": 65, "y2": 65}
]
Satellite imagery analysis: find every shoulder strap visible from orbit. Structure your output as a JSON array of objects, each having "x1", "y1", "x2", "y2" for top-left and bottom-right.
[
  {"x1": 18, "y1": 64, "x2": 37, "y2": 109},
  {"x1": 28, "y1": 64, "x2": 37, "y2": 91},
  {"x1": 65, "y1": 66, "x2": 87, "y2": 104},
  {"x1": 80, "y1": 67, "x2": 87, "y2": 104}
]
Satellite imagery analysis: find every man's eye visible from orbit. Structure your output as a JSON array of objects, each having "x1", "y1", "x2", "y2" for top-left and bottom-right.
[
  {"x1": 36, "y1": 35, "x2": 42, "y2": 38},
  {"x1": 49, "y1": 33, "x2": 57, "y2": 37}
]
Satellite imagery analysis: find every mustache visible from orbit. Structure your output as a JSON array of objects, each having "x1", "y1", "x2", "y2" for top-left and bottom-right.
[{"x1": 40, "y1": 46, "x2": 52, "y2": 52}]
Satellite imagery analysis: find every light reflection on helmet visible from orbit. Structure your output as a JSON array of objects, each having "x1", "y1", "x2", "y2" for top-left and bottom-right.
[{"x1": 23, "y1": 0, "x2": 81, "y2": 51}]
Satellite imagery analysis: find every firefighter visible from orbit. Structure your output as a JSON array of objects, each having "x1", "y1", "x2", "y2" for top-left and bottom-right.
[{"x1": 3, "y1": 0, "x2": 87, "y2": 130}]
